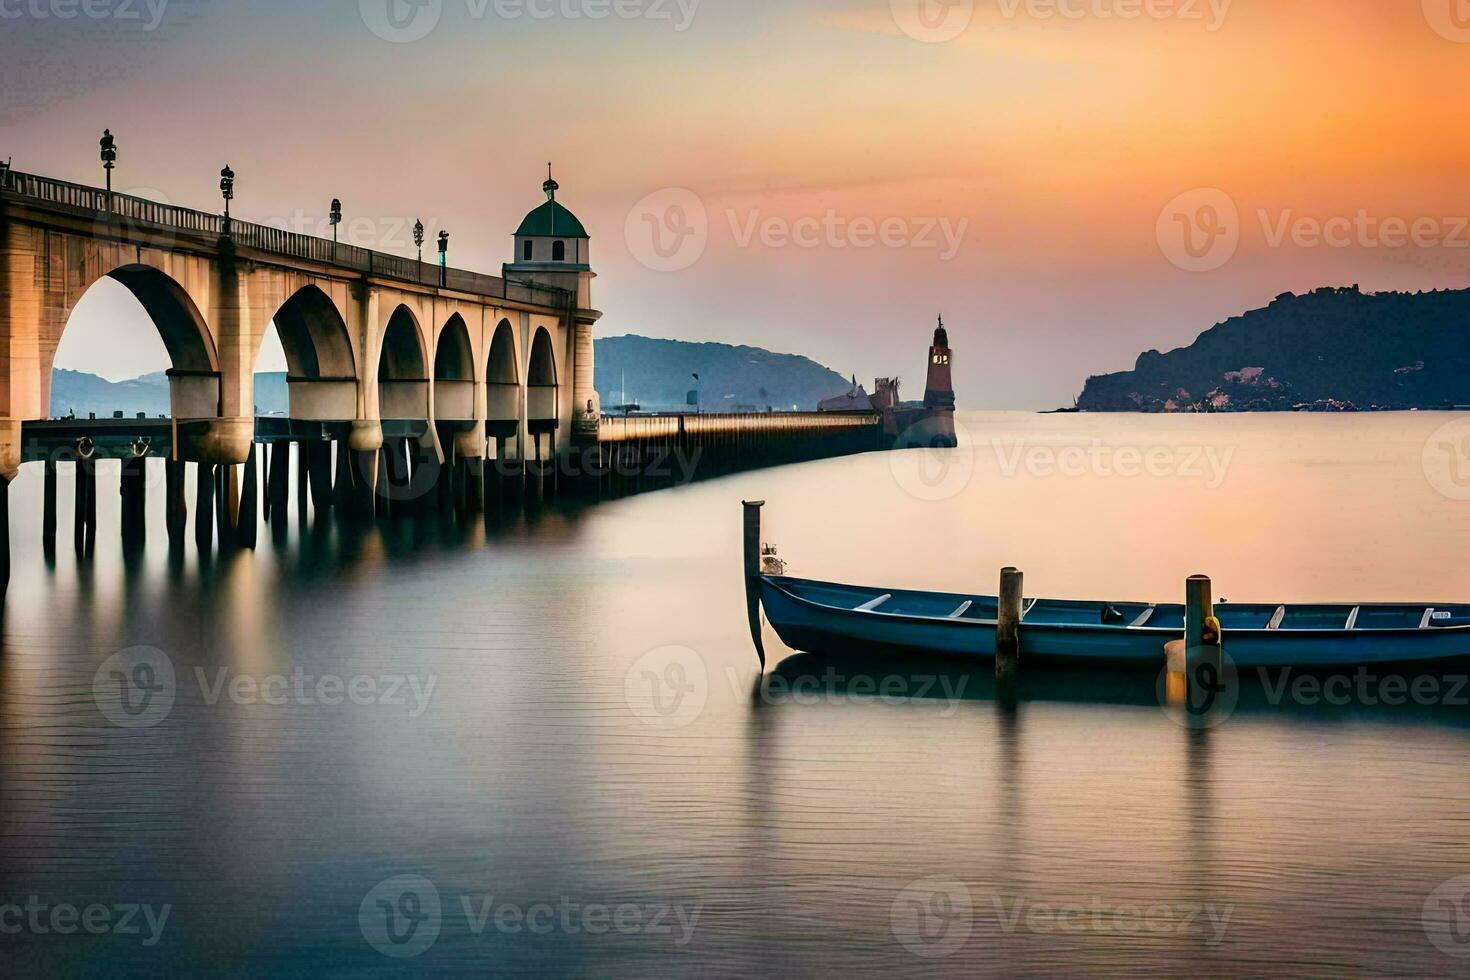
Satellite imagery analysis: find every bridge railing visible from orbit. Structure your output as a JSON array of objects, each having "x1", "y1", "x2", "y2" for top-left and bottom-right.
[
  {"x1": 0, "y1": 168, "x2": 572, "y2": 309},
  {"x1": 598, "y1": 411, "x2": 880, "y2": 443}
]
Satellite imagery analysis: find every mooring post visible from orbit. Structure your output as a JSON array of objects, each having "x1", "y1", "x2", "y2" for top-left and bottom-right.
[
  {"x1": 237, "y1": 444, "x2": 258, "y2": 549},
  {"x1": 996, "y1": 567, "x2": 1023, "y2": 689},
  {"x1": 194, "y1": 462, "x2": 214, "y2": 551},
  {"x1": 165, "y1": 458, "x2": 187, "y2": 541},
  {"x1": 1184, "y1": 573, "x2": 1221, "y2": 691},
  {"x1": 42, "y1": 457, "x2": 57, "y2": 552},
  {"x1": 743, "y1": 500, "x2": 767, "y2": 669}
]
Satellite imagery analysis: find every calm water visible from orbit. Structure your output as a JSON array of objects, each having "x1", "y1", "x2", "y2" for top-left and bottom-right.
[{"x1": 4, "y1": 411, "x2": 1470, "y2": 977}]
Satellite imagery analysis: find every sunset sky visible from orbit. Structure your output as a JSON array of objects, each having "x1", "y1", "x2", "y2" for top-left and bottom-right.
[{"x1": 5, "y1": 0, "x2": 1470, "y2": 407}]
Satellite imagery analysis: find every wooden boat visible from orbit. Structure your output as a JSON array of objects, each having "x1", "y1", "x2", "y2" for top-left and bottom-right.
[{"x1": 757, "y1": 575, "x2": 1470, "y2": 669}]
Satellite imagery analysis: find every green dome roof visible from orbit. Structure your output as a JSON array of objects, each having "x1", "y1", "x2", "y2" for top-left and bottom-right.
[{"x1": 516, "y1": 200, "x2": 588, "y2": 239}]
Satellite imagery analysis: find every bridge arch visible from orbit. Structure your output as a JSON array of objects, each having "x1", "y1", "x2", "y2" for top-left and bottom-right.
[
  {"x1": 47, "y1": 263, "x2": 220, "y2": 420},
  {"x1": 433, "y1": 313, "x2": 475, "y2": 421},
  {"x1": 486, "y1": 318, "x2": 520, "y2": 431},
  {"x1": 527, "y1": 326, "x2": 558, "y2": 433},
  {"x1": 258, "y1": 284, "x2": 358, "y2": 420},
  {"x1": 377, "y1": 305, "x2": 429, "y2": 420}
]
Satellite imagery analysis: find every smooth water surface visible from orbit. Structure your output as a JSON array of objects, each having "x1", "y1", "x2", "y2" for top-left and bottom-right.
[{"x1": 3, "y1": 411, "x2": 1470, "y2": 976}]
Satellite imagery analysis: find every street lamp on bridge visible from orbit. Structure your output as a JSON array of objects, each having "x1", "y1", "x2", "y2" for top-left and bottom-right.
[
  {"x1": 219, "y1": 165, "x2": 235, "y2": 236},
  {"x1": 99, "y1": 130, "x2": 117, "y2": 207},
  {"x1": 329, "y1": 198, "x2": 342, "y2": 250},
  {"x1": 438, "y1": 229, "x2": 449, "y2": 288},
  {"x1": 414, "y1": 219, "x2": 425, "y2": 273}
]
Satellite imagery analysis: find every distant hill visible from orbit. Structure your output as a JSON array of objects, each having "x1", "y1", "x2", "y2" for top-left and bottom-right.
[
  {"x1": 594, "y1": 335, "x2": 852, "y2": 411},
  {"x1": 49, "y1": 336, "x2": 854, "y2": 417},
  {"x1": 1076, "y1": 286, "x2": 1470, "y2": 412}
]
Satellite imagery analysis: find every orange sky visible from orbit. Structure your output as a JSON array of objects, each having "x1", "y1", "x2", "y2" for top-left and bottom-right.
[{"x1": 7, "y1": 0, "x2": 1470, "y2": 406}]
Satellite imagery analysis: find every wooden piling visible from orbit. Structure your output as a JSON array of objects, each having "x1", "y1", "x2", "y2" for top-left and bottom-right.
[
  {"x1": 42, "y1": 458, "x2": 57, "y2": 552},
  {"x1": 165, "y1": 458, "x2": 187, "y2": 541},
  {"x1": 267, "y1": 442, "x2": 289, "y2": 522},
  {"x1": 0, "y1": 477, "x2": 9, "y2": 589},
  {"x1": 295, "y1": 441, "x2": 310, "y2": 521},
  {"x1": 743, "y1": 500, "x2": 767, "y2": 669},
  {"x1": 308, "y1": 441, "x2": 333, "y2": 514},
  {"x1": 74, "y1": 455, "x2": 97, "y2": 555},
  {"x1": 237, "y1": 444, "x2": 258, "y2": 549},
  {"x1": 195, "y1": 462, "x2": 214, "y2": 551},
  {"x1": 333, "y1": 440, "x2": 353, "y2": 511},
  {"x1": 1184, "y1": 573, "x2": 1221, "y2": 691},
  {"x1": 996, "y1": 567, "x2": 1023, "y2": 687},
  {"x1": 119, "y1": 455, "x2": 146, "y2": 547}
]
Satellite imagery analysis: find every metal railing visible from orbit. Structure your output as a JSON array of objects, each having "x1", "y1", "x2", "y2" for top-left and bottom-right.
[
  {"x1": 598, "y1": 411, "x2": 880, "y2": 443},
  {"x1": 0, "y1": 168, "x2": 572, "y2": 308}
]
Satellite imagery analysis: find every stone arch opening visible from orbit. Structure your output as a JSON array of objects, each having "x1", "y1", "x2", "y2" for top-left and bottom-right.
[
  {"x1": 433, "y1": 314, "x2": 475, "y2": 421},
  {"x1": 262, "y1": 284, "x2": 357, "y2": 420},
  {"x1": 377, "y1": 305, "x2": 428, "y2": 420},
  {"x1": 527, "y1": 326, "x2": 558, "y2": 434},
  {"x1": 48, "y1": 264, "x2": 219, "y2": 420},
  {"x1": 486, "y1": 318, "x2": 520, "y2": 432}
]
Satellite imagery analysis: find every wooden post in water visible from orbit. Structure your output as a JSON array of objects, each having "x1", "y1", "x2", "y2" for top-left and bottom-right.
[
  {"x1": 333, "y1": 440, "x2": 353, "y2": 511},
  {"x1": 237, "y1": 444, "x2": 258, "y2": 549},
  {"x1": 119, "y1": 454, "x2": 146, "y2": 548},
  {"x1": 42, "y1": 458, "x2": 57, "y2": 553},
  {"x1": 74, "y1": 453, "x2": 97, "y2": 556},
  {"x1": 996, "y1": 567, "x2": 1023, "y2": 689},
  {"x1": 1184, "y1": 573, "x2": 1220, "y2": 694},
  {"x1": 308, "y1": 441, "x2": 333, "y2": 515},
  {"x1": 165, "y1": 458, "x2": 187, "y2": 542},
  {"x1": 0, "y1": 476, "x2": 9, "y2": 590},
  {"x1": 193, "y1": 462, "x2": 214, "y2": 550},
  {"x1": 743, "y1": 500, "x2": 767, "y2": 669}
]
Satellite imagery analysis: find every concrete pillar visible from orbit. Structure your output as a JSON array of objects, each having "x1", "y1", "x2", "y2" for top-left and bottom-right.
[
  {"x1": 267, "y1": 442, "x2": 289, "y2": 522},
  {"x1": 74, "y1": 456, "x2": 97, "y2": 556},
  {"x1": 165, "y1": 459, "x2": 187, "y2": 541},
  {"x1": 308, "y1": 442, "x2": 333, "y2": 514},
  {"x1": 0, "y1": 476, "x2": 9, "y2": 590},
  {"x1": 294, "y1": 441, "x2": 309, "y2": 521},
  {"x1": 120, "y1": 455, "x2": 146, "y2": 548}
]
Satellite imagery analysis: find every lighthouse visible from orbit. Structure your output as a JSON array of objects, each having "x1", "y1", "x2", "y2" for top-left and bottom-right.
[{"x1": 924, "y1": 316, "x2": 955, "y2": 412}]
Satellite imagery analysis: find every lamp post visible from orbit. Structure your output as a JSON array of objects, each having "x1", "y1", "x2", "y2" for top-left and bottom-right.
[
  {"x1": 99, "y1": 129, "x2": 117, "y2": 208},
  {"x1": 438, "y1": 230, "x2": 449, "y2": 288},
  {"x1": 329, "y1": 198, "x2": 342, "y2": 248},
  {"x1": 414, "y1": 219, "x2": 425, "y2": 280},
  {"x1": 219, "y1": 165, "x2": 235, "y2": 236}
]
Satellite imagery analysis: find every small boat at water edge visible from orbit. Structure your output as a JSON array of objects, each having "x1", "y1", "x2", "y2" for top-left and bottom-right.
[{"x1": 757, "y1": 576, "x2": 1470, "y2": 670}]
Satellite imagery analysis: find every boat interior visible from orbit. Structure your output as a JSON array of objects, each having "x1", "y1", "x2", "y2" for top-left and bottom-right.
[{"x1": 770, "y1": 578, "x2": 1470, "y2": 632}]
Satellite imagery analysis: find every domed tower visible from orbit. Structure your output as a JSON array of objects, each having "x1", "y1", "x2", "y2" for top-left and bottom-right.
[
  {"x1": 505, "y1": 165, "x2": 595, "y2": 309},
  {"x1": 504, "y1": 166, "x2": 602, "y2": 441}
]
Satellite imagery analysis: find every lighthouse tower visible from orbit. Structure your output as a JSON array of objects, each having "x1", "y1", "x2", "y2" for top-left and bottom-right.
[{"x1": 924, "y1": 317, "x2": 955, "y2": 411}]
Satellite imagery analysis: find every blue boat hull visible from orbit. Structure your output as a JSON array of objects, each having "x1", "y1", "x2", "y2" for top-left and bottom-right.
[{"x1": 759, "y1": 577, "x2": 1470, "y2": 669}]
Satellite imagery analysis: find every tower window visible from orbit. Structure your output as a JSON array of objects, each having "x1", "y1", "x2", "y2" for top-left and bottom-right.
[
  {"x1": 522, "y1": 240, "x2": 534, "y2": 261},
  {"x1": 552, "y1": 240, "x2": 567, "y2": 261}
]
